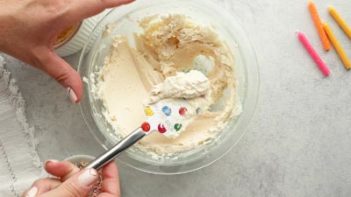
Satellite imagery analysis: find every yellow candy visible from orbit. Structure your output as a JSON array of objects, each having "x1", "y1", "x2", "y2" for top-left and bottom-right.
[{"x1": 144, "y1": 107, "x2": 154, "y2": 116}]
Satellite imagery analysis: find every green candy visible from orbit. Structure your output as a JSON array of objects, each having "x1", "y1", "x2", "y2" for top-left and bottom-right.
[{"x1": 174, "y1": 123, "x2": 182, "y2": 131}]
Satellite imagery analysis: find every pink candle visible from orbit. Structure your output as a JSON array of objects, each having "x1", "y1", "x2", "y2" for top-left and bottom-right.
[{"x1": 297, "y1": 31, "x2": 331, "y2": 77}]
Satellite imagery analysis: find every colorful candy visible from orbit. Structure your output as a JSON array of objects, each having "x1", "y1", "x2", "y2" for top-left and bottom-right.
[
  {"x1": 196, "y1": 108, "x2": 201, "y2": 114},
  {"x1": 162, "y1": 106, "x2": 172, "y2": 116},
  {"x1": 174, "y1": 123, "x2": 182, "y2": 131},
  {"x1": 142, "y1": 104, "x2": 190, "y2": 135},
  {"x1": 179, "y1": 107, "x2": 187, "y2": 116},
  {"x1": 141, "y1": 122, "x2": 151, "y2": 132},
  {"x1": 144, "y1": 106, "x2": 154, "y2": 116},
  {"x1": 158, "y1": 124, "x2": 167, "y2": 133}
]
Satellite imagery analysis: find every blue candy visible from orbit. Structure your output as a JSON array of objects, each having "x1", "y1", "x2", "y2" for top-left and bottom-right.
[{"x1": 162, "y1": 106, "x2": 172, "y2": 116}]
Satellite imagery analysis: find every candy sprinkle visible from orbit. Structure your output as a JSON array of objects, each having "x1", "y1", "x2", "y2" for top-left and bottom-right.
[
  {"x1": 162, "y1": 106, "x2": 172, "y2": 116},
  {"x1": 141, "y1": 122, "x2": 151, "y2": 132},
  {"x1": 179, "y1": 107, "x2": 187, "y2": 116},
  {"x1": 196, "y1": 108, "x2": 201, "y2": 114},
  {"x1": 174, "y1": 123, "x2": 182, "y2": 131},
  {"x1": 158, "y1": 124, "x2": 167, "y2": 133},
  {"x1": 144, "y1": 106, "x2": 154, "y2": 116}
]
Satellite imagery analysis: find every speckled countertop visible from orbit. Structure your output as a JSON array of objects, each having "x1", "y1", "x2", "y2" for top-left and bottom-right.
[{"x1": 3, "y1": 0, "x2": 351, "y2": 196}]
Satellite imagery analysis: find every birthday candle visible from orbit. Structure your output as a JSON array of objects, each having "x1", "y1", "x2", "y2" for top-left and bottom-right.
[
  {"x1": 308, "y1": 1, "x2": 331, "y2": 51},
  {"x1": 323, "y1": 22, "x2": 351, "y2": 70},
  {"x1": 329, "y1": 6, "x2": 351, "y2": 40},
  {"x1": 297, "y1": 31, "x2": 330, "y2": 77}
]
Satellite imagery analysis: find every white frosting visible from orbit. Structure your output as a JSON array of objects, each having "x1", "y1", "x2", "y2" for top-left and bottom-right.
[
  {"x1": 149, "y1": 70, "x2": 210, "y2": 103},
  {"x1": 93, "y1": 15, "x2": 241, "y2": 158}
]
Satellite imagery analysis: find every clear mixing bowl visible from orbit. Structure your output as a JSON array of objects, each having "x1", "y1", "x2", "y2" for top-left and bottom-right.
[{"x1": 78, "y1": 0, "x2": 259, "y2": 175}]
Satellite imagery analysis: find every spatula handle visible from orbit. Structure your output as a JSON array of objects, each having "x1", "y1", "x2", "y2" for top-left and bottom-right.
[{"x1": 86, "y1": 128, "x2": 146, "y2": 170}]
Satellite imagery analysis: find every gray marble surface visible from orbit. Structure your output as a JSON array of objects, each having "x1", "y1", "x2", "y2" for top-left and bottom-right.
[{"x1": 3, "y1": 0, "x2": 351, "y2": 196}]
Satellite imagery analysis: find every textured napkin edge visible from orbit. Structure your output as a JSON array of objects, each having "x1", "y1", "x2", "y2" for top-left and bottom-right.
[
  {"x1": 0, "y1": 55, "x2": 41, "y2": 167},
  {"x1": 0, "y1": 55, "x2": 42, "y2": 196}
]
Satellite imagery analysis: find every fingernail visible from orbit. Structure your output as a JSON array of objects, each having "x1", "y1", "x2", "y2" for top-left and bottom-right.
[
  {"x1": 78, "y1": 169, "x2": 98, "y2": 187},
  {"x1": 44, "y1": 159, "x2": 59, "y2": 166},
  {"x1": 26, "y1": 186, "x2": 38, "y2": 197},
  {"x1": 67, "y1": 87, "x2": 78, "y2": 103}
]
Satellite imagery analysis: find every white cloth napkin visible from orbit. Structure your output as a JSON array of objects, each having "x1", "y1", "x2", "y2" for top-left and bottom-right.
[{"x1": 0, "y1": 55, "x2": 41, "y2": 196}]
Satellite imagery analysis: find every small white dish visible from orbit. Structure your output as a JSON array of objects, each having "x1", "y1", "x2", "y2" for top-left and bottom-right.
[{"x1": 64, "y1": 155, "x2": 95, "y2": 164}]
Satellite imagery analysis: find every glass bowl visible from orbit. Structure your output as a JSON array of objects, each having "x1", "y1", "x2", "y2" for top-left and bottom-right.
[{"x1": 77, "y1": 0, "x2": 259, "y2": 175}]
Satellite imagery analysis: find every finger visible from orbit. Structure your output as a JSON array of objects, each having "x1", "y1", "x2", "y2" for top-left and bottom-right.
[
  {"x1": 42, "y1": 168, "x2": 99, "y2": 197},
  {"x1": 23, "y1": 178, "x2": 61, "y2": 197},
  {"x1": 68, "y1": 0, "x2": 135, "y2": 20},
  {"x1": 44, "y1": 160, "x2": 80, "y2": 181},
  {"x1": 34, "y1": 49, "x2": 83, "y2": 103},
  {"x1": 100, "y1": 161, "x2": 120, "y2": 195}
]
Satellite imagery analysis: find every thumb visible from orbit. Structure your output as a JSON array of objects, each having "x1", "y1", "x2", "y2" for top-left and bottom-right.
[
  {"x1": 68, "y1": 0, "x2": 134, "y2": 21},
  {"x1": 36, "y1": 49, "x2": 83, "y2": 103},
  {"x1": 44, "y1": 168, "x2": 98, "y2": 197}
]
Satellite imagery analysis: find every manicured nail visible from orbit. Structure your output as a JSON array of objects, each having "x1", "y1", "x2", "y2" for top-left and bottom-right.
[
  {"x1": 67, "y1": 87, "x2": 78, "y2": 103},
  {"x1": 44, "y1": 159, "x2": 59, "y2": 166},
  {"x1": 26, "y1": 186, "x2": 38, "y2": 197},
  {"x1": 78, "y1": 169, "x2": 98, "y2": 186}
]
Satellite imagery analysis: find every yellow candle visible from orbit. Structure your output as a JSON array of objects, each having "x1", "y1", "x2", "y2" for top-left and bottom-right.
[
  {"x1": 323, "y1": 22, "x2": 351, "y2": 70},
  {"x1": 329, "y1": 6, "x2": 351, "y2": 39}
]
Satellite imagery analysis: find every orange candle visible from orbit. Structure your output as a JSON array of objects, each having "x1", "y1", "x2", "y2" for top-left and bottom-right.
[{"x1": 308, "y1": 1, "x2": 331, "y2": 51}]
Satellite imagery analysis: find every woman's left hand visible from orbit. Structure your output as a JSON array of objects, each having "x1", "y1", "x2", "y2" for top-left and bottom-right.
[{"x1": 0, "y1": 0, "x2": 133, "y2": 103}]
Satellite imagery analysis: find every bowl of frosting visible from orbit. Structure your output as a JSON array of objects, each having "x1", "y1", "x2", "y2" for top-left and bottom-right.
[{"x1": 78, "y1": 0, "x2": 259, "y2": 174}]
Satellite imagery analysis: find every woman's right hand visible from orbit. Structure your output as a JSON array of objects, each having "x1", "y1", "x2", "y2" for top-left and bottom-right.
[{"x1": 23, "y1": 160, "x2": 120, "y2": 197}]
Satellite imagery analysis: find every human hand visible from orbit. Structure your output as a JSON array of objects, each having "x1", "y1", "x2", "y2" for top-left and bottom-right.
[
  {"x1": 23, "y1": 160, "x2": 120, "y2": 197},
  {"x1": 0, "y1": 0, "x2": 134, "y2": 103}
]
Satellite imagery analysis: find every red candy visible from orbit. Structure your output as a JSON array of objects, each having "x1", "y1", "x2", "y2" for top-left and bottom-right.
[
  {"x1": 141, "y1": 122, "x2": 151, "y2": 132},
  {"x1": 179, "y1": 107, "x2": 187, "y2": 116},
  {"x1": 158, "y1": 124, "x2": 167, "y2": 133}
]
